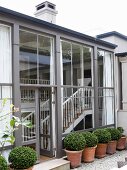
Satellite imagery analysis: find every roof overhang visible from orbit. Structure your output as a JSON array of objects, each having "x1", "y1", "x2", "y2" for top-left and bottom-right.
[{"x1": 0, "y1": 6, "x2": 117, "y2": 49}]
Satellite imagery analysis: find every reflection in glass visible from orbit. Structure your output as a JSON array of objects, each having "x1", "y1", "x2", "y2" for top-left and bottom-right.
[
  {"x1": 38, "y1": 36, "x2": 53, "y2": 85},
  {"x1": 21, "y1": 88, "x2": 36, "y2": 142},
  {"x1": 62, "y1": 41, "x2": 71, "y2": 85},
  {"x1": 20, "y1": 31, "x2": 37, "y2": 84},
  {"x1": 72, "y1": 44, "x2": 81, "y2": 86},
  {"x1": 19, "y1": 30, "x2": 54, "y2": 85},
  {"x1": 83, "y1": 47, "x2": 92, "y2": 86}
]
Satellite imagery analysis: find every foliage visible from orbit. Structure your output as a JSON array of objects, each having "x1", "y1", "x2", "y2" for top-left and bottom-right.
[
  {"x1": 8, "y1": 146, "x2": 37, "y2": 169},
  {"x1": 93, "y1": 129, "x2": 111, "y2": 144},
  {"x1": 117, "y1": 127, "x2": 124, "y2": 135},
  {"x1": 64, "y1": 132, "x2": 86, "y2": 151},
  {"x1": 0, "y1": 155, "x2": 8, "y2": 170},
  {"x1": 82, "y1": 131, "x2": 98, "y2": 147},
  {"x1": 106, "y1": 128, "x2": 121, "y2": 141},
  {"x1": 0, "y1": 98, "x2": 32, "y2": 154}
]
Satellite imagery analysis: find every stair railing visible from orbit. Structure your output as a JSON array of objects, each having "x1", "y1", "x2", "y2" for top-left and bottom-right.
[
  {"x1": 63, "y1": 87, "x2": 93, "y2": 132},
  {"x1": 22, "y1": 111, "x2": 36, "y2": 142}
]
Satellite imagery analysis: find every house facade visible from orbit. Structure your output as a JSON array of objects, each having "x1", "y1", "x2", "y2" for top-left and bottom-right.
[
  {"x1": 0, "y1": 3, "x2": 116, "y2": 158},
  {"x1": 97, "y1": 31, "x2": 127, "y2": 136}
]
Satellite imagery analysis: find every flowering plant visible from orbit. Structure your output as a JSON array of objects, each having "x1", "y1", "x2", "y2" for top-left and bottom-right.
[{"x1": 0, "y1": 98, "x2": 32, "y2": 154}]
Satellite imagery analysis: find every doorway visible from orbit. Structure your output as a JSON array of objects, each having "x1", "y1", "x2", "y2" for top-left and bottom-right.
[{"x1": 21, "y1": 87, "x2": 55, "y2": 158}]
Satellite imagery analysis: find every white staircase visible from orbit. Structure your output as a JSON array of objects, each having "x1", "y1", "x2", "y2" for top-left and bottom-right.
[{"x1": 63, "y1": 87, "x2": 93, "y2": 133}]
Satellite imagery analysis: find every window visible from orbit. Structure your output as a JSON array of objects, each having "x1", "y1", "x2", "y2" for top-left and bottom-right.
[
  {"x1": 0, "y1": 25, "x2": 12, "y2": 83},
  {"x1": 19, "y1": 30, "x2": 54, "y2": 85},
  {"x1": 0, "y1": 24, "x2": 12, "y2": 146},
  {"x1": 61, "y1": 41, "x2": 92, "y2": 87},
  {"x1": 98, "y1": 50, "x2": 114, "y2": 126}
]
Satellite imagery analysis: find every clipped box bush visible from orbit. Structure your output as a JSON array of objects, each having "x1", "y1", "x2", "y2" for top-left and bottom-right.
[
  {"x1": 8, "y1": 146, "x2": 37, "y2": 169},
  {"x1": 64, "y1": 132, "x2": 86, "y2": 151},
  {"x1": 107, "y1": 128, "x2": 121, "y2": 141},
  {"x1": 117, "y1": 127, "x2": 124, "y2": 135},
  {"x1": 82, "y1": 131, "x2": 98, "y2": 147},
  {"x1": 93, "y1": 129, "x2": 111, "y2": 143},
  {"x1": 0, "y1": 155, "x2": 8, "y2": 170}
]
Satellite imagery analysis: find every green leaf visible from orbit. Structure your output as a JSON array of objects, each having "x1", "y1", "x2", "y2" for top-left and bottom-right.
[
  {"x1": 10, "y1": 104, "x2": 14, "y2": 109},
  {"x1": 9, "y1": 135, "x2": 15, "y2": 144},
  {"x1": 2, "y1": 134, "x2": 9, "y2": 138},
  {"x1": 10, "y1": 119, "x2": 16, "y2": 127},
  {"x1": 2, "y1": 98, "x2": 7, "y2": 107}
]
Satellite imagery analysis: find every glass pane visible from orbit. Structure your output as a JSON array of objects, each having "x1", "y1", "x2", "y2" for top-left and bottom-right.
[
  {"x1": 62, "y1": 87, "x2": 94, "y2": 133},
  {"x1": 20, "y1": 30, "x2": 37, "y2": 84},
  {"x1": 98, "y1": 50, "x2": 104, "y2": 87},
  {"x1": 98, "y1": 50, "x2": 114, "y2": 126},
  {"x1": 2, "y1": 86, "x2": 12, "y2": 98},
  {"x1": 0, "y1": 86, "x2": 12, "y2": 146},
  {"x1": 40, "y1": 87, "x2": 52, "y2": 151},
  {"x1": 21, "y1": 88, "x2": 36, "y2": 142},
  {"x1": 72, "y1": 44, "x2": 82, "y2": 86},
  {"x1": 83, "y1": 47, "x2": 92, "y2": 86},
  {"x1": 38, "y1": 36, "x2": 53, "y2": 85},
  {"x1": 0, "y1": 25, "x2": 12, "y2": 83},
  {"x1": 62, "y1": 41, "x2": 71, "y2": 85}
]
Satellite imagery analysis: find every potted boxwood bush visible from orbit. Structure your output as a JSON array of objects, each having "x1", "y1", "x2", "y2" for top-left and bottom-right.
[
  {"x1": 64, "y1": 132, "x2": 86, "y2": 168},
  {"x1": 8, "y1": 146, "x2": 37, "y2": 170},
  {"x1": 0, "y1": 155, "x2": 8, "y2": 170},
  {"x1": 117, "y1": 127, "x2": 126, "y2": 150},
  {"x1": 93, "y1": 129, "x2": 111, "y2": 158},
  {"x1": 106, "y1": 128, "x2": 121, "y2": 154},
  {"x1": 82, "y1": 131, "x2": 98, "y2": 163}
]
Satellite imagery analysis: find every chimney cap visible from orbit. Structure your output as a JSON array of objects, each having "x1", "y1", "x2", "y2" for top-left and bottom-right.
[{"x1": 36, "y1": 1, "x2": 56, "y2": 11}]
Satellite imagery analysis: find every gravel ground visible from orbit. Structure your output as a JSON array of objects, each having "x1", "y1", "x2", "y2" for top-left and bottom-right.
[{"x1": 73, "y1": 150, "x2": 127, "y2": 170}]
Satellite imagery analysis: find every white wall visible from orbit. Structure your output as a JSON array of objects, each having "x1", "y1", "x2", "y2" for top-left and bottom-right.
[{"x1": 100, "y1": 36, "x2": 127, "y2": 53}]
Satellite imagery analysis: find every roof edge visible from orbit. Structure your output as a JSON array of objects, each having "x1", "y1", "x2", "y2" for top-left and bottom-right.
[
  {"x1": 97, "y1": 31, "x2": 127, "y2": 41},
  {"x1": 0, "y1": 6, "x2": 117, "y2": 49}
]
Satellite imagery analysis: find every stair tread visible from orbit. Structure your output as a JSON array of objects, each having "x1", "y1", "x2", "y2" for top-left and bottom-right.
[{"x1": 33, "y1": 159, "x2": 70, "y2": 170}]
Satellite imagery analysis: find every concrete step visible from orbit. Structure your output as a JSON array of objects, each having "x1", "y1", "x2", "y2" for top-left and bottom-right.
[{"x1": 33, "y1": 158, "x2": 70, "y2": 170}]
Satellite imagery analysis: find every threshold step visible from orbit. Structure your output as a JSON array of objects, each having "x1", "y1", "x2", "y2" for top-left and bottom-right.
[{"x1": 33, "y1": 158, "x2": 70, "y2": 170}]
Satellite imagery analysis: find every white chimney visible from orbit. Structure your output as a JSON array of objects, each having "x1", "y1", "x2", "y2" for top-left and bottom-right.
[{"x1": 34, "y1": 1, "x2": 58, "y2": 24}]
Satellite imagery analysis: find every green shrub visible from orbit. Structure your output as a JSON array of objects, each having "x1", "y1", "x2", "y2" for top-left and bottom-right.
[
  {"x1": 82, "y1": 131, "x2": 98, "y2": 147},
  {"x1": 107, "y1": 128, "x2": 121, "y2": 141},
  {"x1": 117, "y1": 127, "x2": 124, "y2": 135},
  {"x1": 8, "y1": 146, "x2": 37, "y2": 169},
  {"x1": 64, "y1": 132, "x2": 86, "y2": 151},
  {"x1": 93, "y1": 129, "x2": 111, "y2": 143},
  {"x1": 0, "y1": 155, "x2": 8, "y2": 170}
]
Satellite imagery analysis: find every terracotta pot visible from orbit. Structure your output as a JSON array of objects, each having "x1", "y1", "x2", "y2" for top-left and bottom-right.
[
  {"x1": 117, "y1": 136, "x2": 126, "y2": 150},
  {"x1": 82, "y1": 146, "x2": 97, "y2": 163},
  {"x1": 65, "y1": 149, "x2": 83, "y2": 168},
  {"x1": 95, "y1": 143, "x2": 107, "y2": 158},
  {"x1": 107, "y1": 140, "x2": 117, "y2": 154}
]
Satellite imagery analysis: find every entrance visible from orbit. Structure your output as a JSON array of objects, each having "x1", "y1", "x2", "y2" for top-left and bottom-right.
[
  {"x1": 39, "y1": 87, "x2": 55, "y2": 157},
  {"x1": 21, "y1": 87, "x2": 55, "y2": 158}
]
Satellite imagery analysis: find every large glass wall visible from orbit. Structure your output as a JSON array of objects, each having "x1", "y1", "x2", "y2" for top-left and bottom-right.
[
  {"x1": 61, "y1": 41, "x2": 92, "y2": 87},
  {"x1": 0, "y1": 24, "x2": 12, "y2": 146},
  {"x1": 98, "y1": 50, "x2": 114, "y2": 126},
  {"x1": 61, "y1": 41, "x2": 93, "y2": 133},
  {"x1": 19, "y1": 30, "x2": 54, "y2": 85}
]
